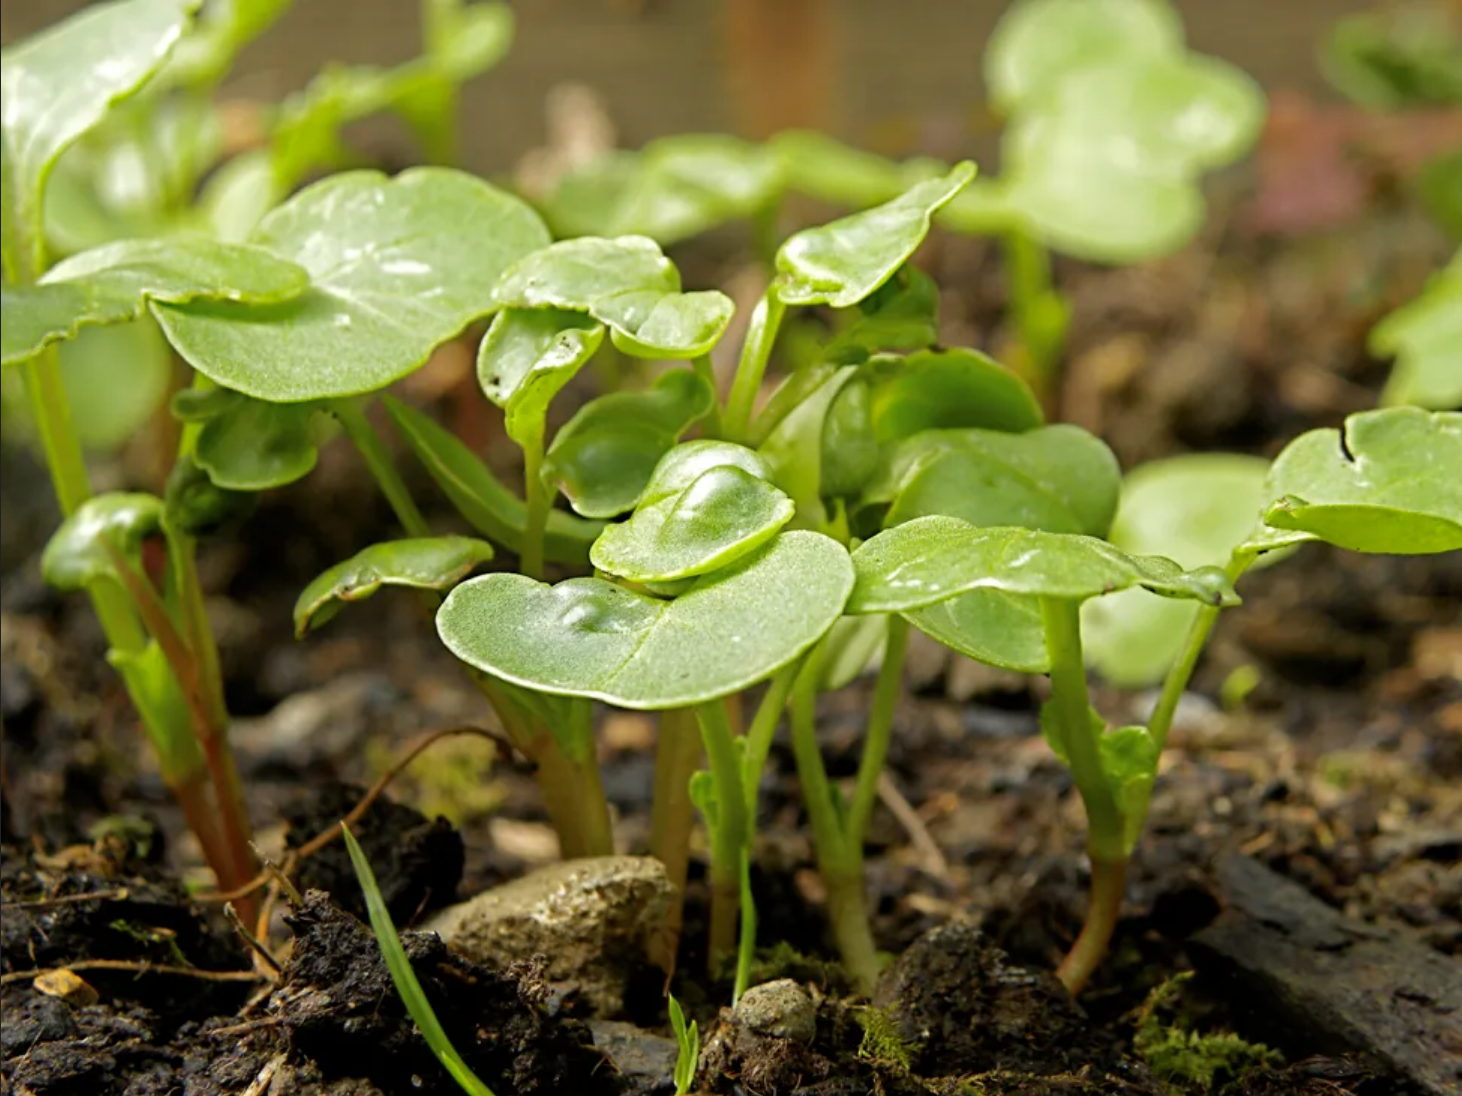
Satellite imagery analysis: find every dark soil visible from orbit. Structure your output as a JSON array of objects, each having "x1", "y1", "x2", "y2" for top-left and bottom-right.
[{"x1": 3, "y1": 126, "x2": 1460, "y2": 1094}]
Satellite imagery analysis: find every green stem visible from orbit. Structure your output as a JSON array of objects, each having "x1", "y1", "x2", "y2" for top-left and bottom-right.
[
  {"x1": 691, "y1": 355, "x2": 723, "y2": 440},
  {"x1": 1056, "y1": 855, "x2": 1128, "y2": 996},
  {"x1": 650, "y1": 707, "x2": 702, "y2": 972},
  {"x1": 1002, "y1": 226, "x2": 1065, "y2": 396},
  {"x1": 334, "y1": 399, "x2": 432, "y2": 539},
  {"x1": 566, "y1": 698, "x2": 616, "y2": 857},
  {"x1": 520, "y1": 437, "x2": 549, "y2": 581},
  {"x1": 1040, "y1": 597, "x2": 1123, "y2": 862},
  {"x1": 1147, "y1": 552, "x2": 1255, "y2": 754},
  {"x1": 788, "y1": 644, "x2": 881, "y2": 995},
  {"x1": 23, "y1": 351, "x2": 92, "y2": 516},
  {"x1": 846, "y1": 616, "x2": 909, "y2": 848},
  {"x1": 741, "y1": 663, "x2": 800, "y2": 819},
  {"x1": 695, "y1": 700, "x2": 749, "y2": 964},
  {"x1": 723, "y1": 292, "x2": 787, "y2": 444}
]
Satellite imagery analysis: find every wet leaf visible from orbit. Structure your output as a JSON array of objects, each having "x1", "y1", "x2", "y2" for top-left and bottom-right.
[
  {"x1": 154, "y1": 168, "x2": 550, "y2": 401},
  {"x1": 986, "y1": 0, "x2": 1182, "y2": 111},
  {"x1": 477, "y1": 307, "x2": 604, "y2": 452},
  {"x1": 590, "y1": 443, "x2": 795, "y2": 582},
  {"x1": 1082, "y1": 454, "x2": 1275, "y2": 687},
  {"x1": 544, "y1": 369, "x2": 715, "y2": 518},
  {"x1": 2, "y1": 238, "x2": 307, "y2": 366},
  {"x1": 774, "y1": 164, "x2": 975, "y2": 309},
  {"x1": 438, "y1": 530, "x2": 853, "y2": 709},
  {"x1": 41, "y1": 492, "x2": 163, "y2": 591},
  {"x1": 1253, "y1": 407, "x2": 1462, "y2": 555},
  {"x1": 383, "y1": 395, "x2": 602, "y2": 565},
  {"x1": 849, "y1": 515, "x2": 1239, "y2": 615},
  {"x1": 491, "y1": 235, "x2": 733, "y2": 358},
  {"x1": 867, "y1": 347, "x2": 1045, "y2": 440},
  {"x1": 295, "y1": 535, "x2": 495, "y2": 636},
  {"x1": 2, "y1": 0, "x2": 197, "y2": 273},
  {"x1": 1373, "y1": 252, "x2": 1462, "y2": 410},
  {"x1": 869, "y1": 425, "x2": 1120, "y2": 537}
]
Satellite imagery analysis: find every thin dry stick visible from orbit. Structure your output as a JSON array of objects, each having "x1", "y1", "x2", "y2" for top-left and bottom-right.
[
  {"x1": 876, "y1": 770, "x2": 952, "y2": 881},
  {"x1": 202, "y1": 724, "x2": 509, "y2": 905},
  {"x1": 2, "y1": 888, "x2": 130, "y2": 909},
  {"x1": 0, "y1": 960, "x2": 265, "y2": 986},
  {"x1": 224, "y1": 901, "x2": 282, "y2": 976}
]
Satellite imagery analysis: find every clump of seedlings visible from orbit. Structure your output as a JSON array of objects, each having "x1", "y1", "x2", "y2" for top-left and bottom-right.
[{"x1": 5, "y1": 7, "x2": 1460, "y2": 1091}]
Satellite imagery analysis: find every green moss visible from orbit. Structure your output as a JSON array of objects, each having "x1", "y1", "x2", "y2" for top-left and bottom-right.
[
  {"x1": 856, "y1": 1005, "x2": 914, "y2": 1073},
  {"x1": 1135, "y1": 973, "x2": 1282, "y2": 1093}
]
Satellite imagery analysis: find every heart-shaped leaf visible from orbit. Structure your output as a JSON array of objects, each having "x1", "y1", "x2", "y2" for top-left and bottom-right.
[
  {"x1": 383, "y1": 395, "x2": 602, "y2": 565},
  {"x1": 986, "y1": 0, "x2": 1183, "y2": 111},
  {"x1": 590, "y1": 442, "x2": 794, "y2": 581},
  {"x1": 868, "y1": 425, "x2": 1120, "y2": 537},
  {"x1": 477, "y1": 307, "x2": 605, "y2": 451},
  {"x1": 1373, "y1": 252, "x2": 1462, "y2": 410},
  {"x1": 849, "y1": 515, "x2": 1238, "y2": 615},
  {"x1": 491, "y1": 235, "x2": 734, "y2": 358},
  {"x1": 41, "y1": 492, "x2": 163, "y2": 592},
  {"x1": 438, "y1": 530, "x2": 853, "y2": 709},
  {"x1": 2, "y1": 0, "x2": 197, "y2": 275},
  {"x1": 1082, "y1": 454, "x2": 1275, "y2": 688},
  {"x1": 154, "y1": 168, "x2": 551, "y2": 401},
  {"x1": 544, "y1": 369, "x2": 715, "y2": 518},
  {"x1": 774, "y1": 163, "x2": 975, "y2": 309},
  {"x1": 1251, "y1": 407, "x2": 1462, "y2": 555},
  {"x1": 295, "y1": 535, "x2": 495, "y2": 636},
  {"x1": 173, "y1": 387, "x2": 320, "y2": 490},
  {"x1": 2, "y1": 238, "x2": 308, "y2": 366},
  {"x1": 867, "y1": 348, "x2": 1045, "y2": 441}
]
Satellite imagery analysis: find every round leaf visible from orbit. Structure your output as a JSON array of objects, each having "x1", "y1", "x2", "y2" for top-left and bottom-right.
[
  {"x1": 868, "y1": 347, "x2": 1044, "y2": 441},
  {"x1": 2, "y1": 238, "x2": 308, "y2": 367},
  {"x1": 774, "y1": 163, "x2": 975, "y2": 309},
  {"x1": 544, "y1": 369, "x2": 715, "y2": 518},
  {"x1": 41, "y1": 492, "x2": 163, "y2": 592},
  {"x1": 904, "y1": 590, "x2": 1048, "y2": 673},
  {"x1": 154, "y1": 168, "x2": 551, "y2": 401},
  {"x1": 181, "y1": 390, "x2": 320, "y2": 491},
  {"x1": 986, "y1": 0, "x2": 1183, "y2": 111},
  {"x1": 437, "y1": 530, "x2": 854, "y2": 709},
  {"x1": 849, "y1": 515, "x2": 1239, "y2": 615},
  {"x1": 1254, "y1": 407, "x2": 1462, "y2": 555},
  {"x1": 295, "y1": 535, "x2": 495, "y2": 636},
  {"x1": 476, "y1": 307, "x2": 605, "y2": 450}
]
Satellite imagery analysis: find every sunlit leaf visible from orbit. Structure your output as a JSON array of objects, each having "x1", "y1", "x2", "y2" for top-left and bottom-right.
[
  {"x1": 295, "y1": 535, "x2": 495, "y2": 635},
  {"x1": 590, "y1": 443, "x2": 795, "y2": 582},
  {"x1": 774, "y1": 164, "x2": 975, "y2": 308},
  {"x1": 41, "y1": 492, "x2": 163, "y2": 591},
  {"x1": 2, "y1": 237, "x2": 307, "y2": 366},
  {"x1": 1252, "y1": 407, "x2": 1462, "y2": 555},
  {"x1": 154, "y1": 168, "x2": 550, "y2": 401},
  {"x1": 544, "y1": 369, "x2": 715, "y2": 518},
  {"x1": 849, "y1": 515, "x2": 1238, "y2": 615},
  {"x1": 439, "y1": 531, "x2": 853, "y2": 709}
]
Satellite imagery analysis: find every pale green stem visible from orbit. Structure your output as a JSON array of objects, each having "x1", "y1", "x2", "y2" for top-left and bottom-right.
[
  {"x1": 520, "y1": 437, "x2": 549, "y2": 581},
  {"x1": 691, "y1": 354, "x2": 723, "y2": 439},
  {"x1": 740, "y1": 662, "x2": 801, "y2": 819},
  {"x1": 650, "y1": 707, "x2": 702, "y2": 972},
  {"x1": 334, "y1": 399, "x2": 432, "y2": 539},
  {"x1": 695, "y1": 701, "x2": 749, "y2": 964},
  {"x1": 1003, "y1": 226, "x2": 1063, "y2": 392},
  {"x1": 846, "y1": 615, "x2": 909, "y2": 848},
  {"x1": 734, "y1": 851, "x2": 757, "y2": 1004},
  {"x1": 723, "y1": 292, "x2": 787, "y2": 444}
]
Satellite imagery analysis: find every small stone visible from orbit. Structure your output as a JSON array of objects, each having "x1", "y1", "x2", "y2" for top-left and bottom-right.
[
  {"x1": 423, "y1": 856, "x2": 673, "y2": 1016},
  {"x1": 732, "y1": 979, "x2": 817, "y2": 1044},
  {"x1": 33, "y1": 969, "x2": 99, "y2": 1008}
]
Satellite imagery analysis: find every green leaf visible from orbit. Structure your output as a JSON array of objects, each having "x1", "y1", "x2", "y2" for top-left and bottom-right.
[
  {"x1": 869, "y1": 425, "x2": 1121, "y2": 537},
  {"x1": 758, "y1": 367, "x2": 860, "y2": 524},
  {"x1": 985, "y1": 0, "x2": 1183, "y2": 111},
  {"x1": 382, "y1": 395, "x2": 602, "y2": 565},
  {"x1": 2, "y1": 238, "x2": 307, "y2": 366},
  {"x1": 545, "y1": 135, "x2": 781, "y2": 245},
  {"x1": 771, "y1": 130, "x2": 948, "y2": 210},
  {"x1": 1415, "y1": 150, "x2": 1462, "y2": 240},
  {"x1": 342, "y1": 825, "x2": 498, "y2": 1096},
  {"x1": 58, "y1": 320, "x2": 173, "y2": 450},
  {"x1": 823, "y1": 265, "x2": 942, "y2": 365},
  {"x1": 295, "y1": 535, "x2": 495, "y2": 636},
  {"x1": 491, "y1": 235, "x2": 733, "y2": 358},
  {"x1": 1253, "y1": 407, "x2": 1462, "y2": 555},
  {"x1": 1, "y1": 0, "x2": 198, "y2": 275},
  {"x1": 438, "y1": 531, "x2": 853, "y2": 710},
  {"x1": 1374, "y1": 253, "x2": 1462, "y2": 410},
  {"x1": 819, "y1": 614, "x2": 888, "y2": 691},
  {"x1": 867, "y1": 347, "x2": 1045, "y2": 440},
  {"x1": 1082, "y1": 454, "x2": 1275, "y2": 688},
  {"x1": 544, "y1": 369, "x2": 715, "y2": 518},
  {"x1": 107, "y1": 640, "x2": 199, "y2": 779},
  {"x1": 849, "y1": 515, "x2": 1239, "y2": 615},
  {"x1": 41, "y1": 492, "x2": 163, "y2": 592},
  {"x1": 669, "y1": 993, "x2": 701, "y2": 1096},
  {"x1": 904, "y1": 590, "x2": 1048, "y2": 673},
  {"x1": 1039, "y1": 702, "x2": 1157, "y2": 852},
  {"x1": 590, "y1": 443, "x2": 796, "y2": 582},
  {"x1": 174, "y1": 386, "x2": 320, "y2": 491},
  {"x1": 1321, "y1": 5, "x2": 1462, "y2": 111},
  {"x1": 164, "y1": 454, "x2": 255, "y2": 537},
  {"x1": 820, "y1": 374, "x2": 880, "y2": 501},
  {"x1": 477, "y1": 307, "x2": 605, "y2": 451},
  {"x1": 154, "y1": 168, "x2": 551, "y2": 401},
  {"x1": 774, "y1": 163, "x2": 975, "y2": 309}
]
